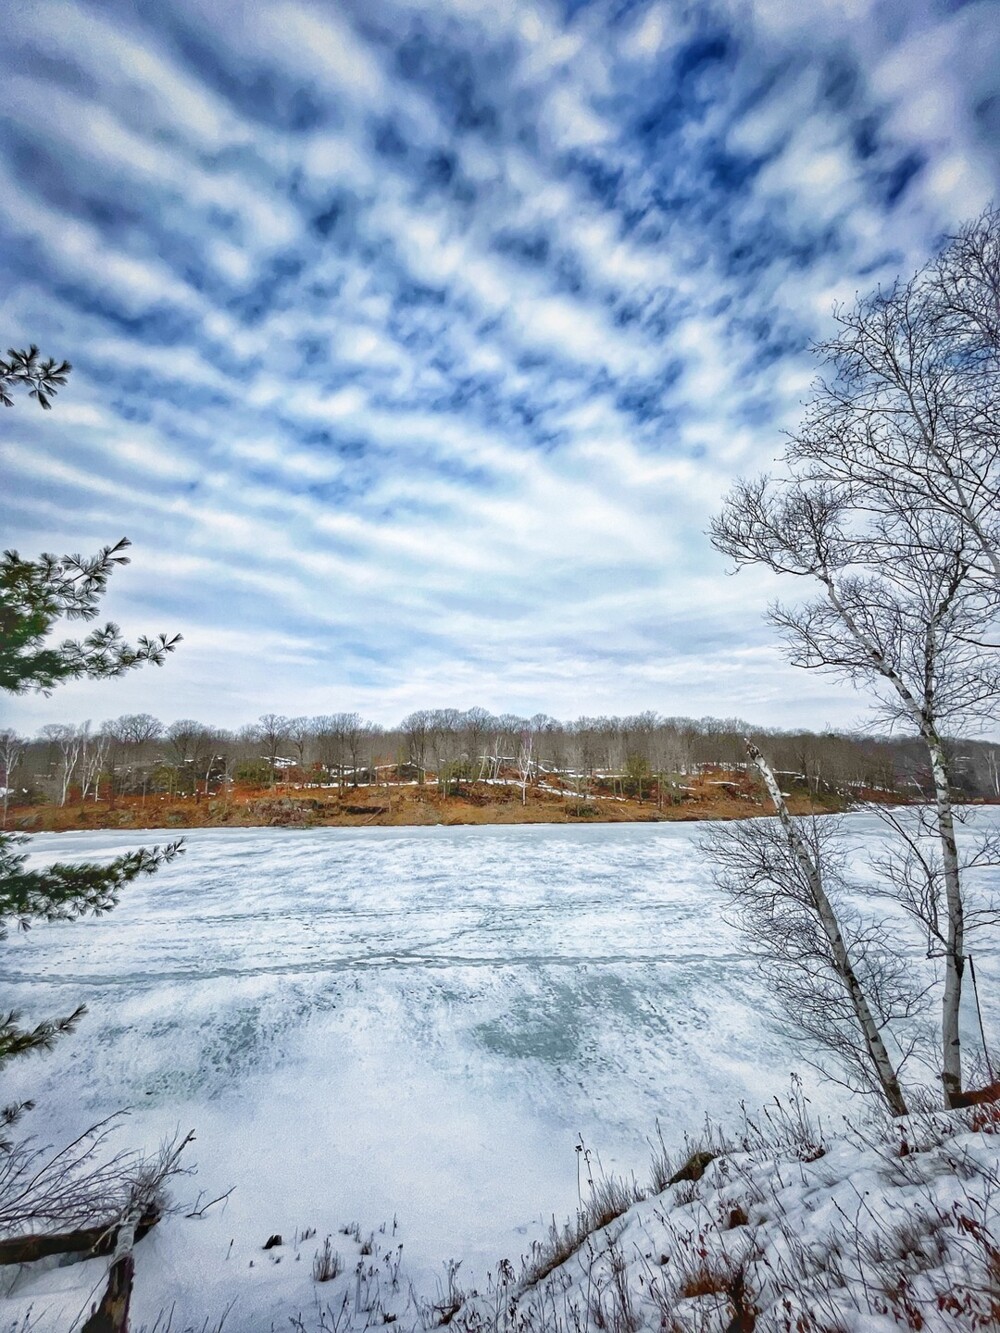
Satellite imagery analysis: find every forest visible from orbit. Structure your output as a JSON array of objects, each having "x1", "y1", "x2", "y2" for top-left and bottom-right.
[{"x1": 6, "y1": 707, "x2": 1000, "y2": 814}]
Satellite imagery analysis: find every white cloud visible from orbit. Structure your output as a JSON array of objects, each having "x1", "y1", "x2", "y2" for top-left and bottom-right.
[{"x1": 4, "y1": 0, "x2": 996, "y2": 734}]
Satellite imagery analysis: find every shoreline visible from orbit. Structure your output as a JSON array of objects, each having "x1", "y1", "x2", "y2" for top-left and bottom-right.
[{"x1": 7, "y1": 772, "x2": 917, "y2": 834}]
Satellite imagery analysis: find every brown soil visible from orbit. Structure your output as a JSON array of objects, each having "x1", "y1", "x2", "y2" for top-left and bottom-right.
[{"x1": 9, "y1": 772, "x2": 849, "y2": 833}]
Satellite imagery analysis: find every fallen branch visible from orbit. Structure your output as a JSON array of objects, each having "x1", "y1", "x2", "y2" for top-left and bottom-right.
[
  {"x1": 83, "y1": 1130, "x2": 195, "y2": 1333},
  {"x1": 0, "y1": 1207, "x2": 160, "y2": 1266}
]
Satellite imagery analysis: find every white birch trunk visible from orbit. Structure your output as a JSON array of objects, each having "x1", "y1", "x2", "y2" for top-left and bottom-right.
[
  {"x1": 920, "y1": 726, "x2": 966, "y2": 1106},
  {"x1": 58, "y1": 735, "x2": 82, "y2": 806},
  {"x1": 747, "y1": 741, "x2": 909, "y2": 1116},
  {"x1": 821, "y1": 577, "x2": 967, "y2": 1102}
]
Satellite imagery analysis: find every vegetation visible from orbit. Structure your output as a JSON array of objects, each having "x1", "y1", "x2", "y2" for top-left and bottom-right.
[
  {"x1": 0, "y1": 350, "x2": 187, "y2": 1330},
  {"x1": 0, "y1": 541, "x2": 181, "y2": 695},
  {"x1": 8, "y1": 707, "x2": 1000, "y2": 819},
  {"x1": 0, "y1": 352, "x2": 183, "y2": 1076},
  {"x1": 710, "y1": 207, "x2": 1000, "y2": 1110},
  {"x1": 0, "y1": 345, "x2": 71, "y2": 410}
]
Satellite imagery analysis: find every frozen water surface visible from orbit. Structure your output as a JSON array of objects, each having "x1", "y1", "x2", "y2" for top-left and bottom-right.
[{"x1": 4, "y1": 816, "x2": 998, "y2": 1329}]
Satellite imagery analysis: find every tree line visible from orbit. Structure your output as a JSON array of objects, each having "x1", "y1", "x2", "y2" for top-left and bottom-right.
[{"x1": 6, "y1": 707, "x2": 1000, "y2": 810}]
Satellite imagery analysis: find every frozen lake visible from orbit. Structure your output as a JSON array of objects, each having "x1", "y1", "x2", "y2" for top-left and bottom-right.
[{"x1": 5, "y1": 816, "x2": 999, "y2": 1330}]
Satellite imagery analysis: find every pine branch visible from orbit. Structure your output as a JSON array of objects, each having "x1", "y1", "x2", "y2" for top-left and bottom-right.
[
  {"x1": 0, "y1": 834, "x2": 184, "y2": 937},
  {"x1": 0, "y1": 346, "x2": 72, "y2": 409}
]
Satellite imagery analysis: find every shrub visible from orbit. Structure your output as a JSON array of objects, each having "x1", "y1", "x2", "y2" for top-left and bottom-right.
[{"x1": 312, "y1": 1236, "x2": 342, "y2": 1282}]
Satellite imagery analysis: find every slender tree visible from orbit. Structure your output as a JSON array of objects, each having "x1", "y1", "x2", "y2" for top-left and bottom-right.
[
  {"x1": 790, "y1": 206, "x2": 1000, "y2": 590},
  {"x1": 712, "y1": 213, "x2": 1000, "y2": 1105},
  {"x1": 0, "y1": 731, "x2": 24, "y2": 830},
  {"x1": 39, "y1": 723, "x2": 84, "y2": 806},
  {"x1": 256, "y1": 714, "x2": 291, "y2": 788},
  {"x1": 286, "y1": 716, "x2": 313, "y2": 778},
  {"x1": 702, "y1": 742, "x2": 918, "y2": 1114}
]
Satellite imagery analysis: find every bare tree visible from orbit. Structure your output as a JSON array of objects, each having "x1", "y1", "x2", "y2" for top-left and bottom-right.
[
  {"x1": 165, "y1": 720, "x2": 211, "y2": 769},
  {"x1": 286, "y1": 716, "x2": 313, "y2": 777},
  {"x1": 102, "y1": 714, "x2": 162, "y2": 805},
  {"x1": 39, "y1": 723, "x2": 84, "y2": 806},
  {"x1": 80, "y1": 1128, "x2": 195, "y2": 1333},
  {"x1": 712, "y1": 214, "x2": 1000, "y2": 1105},
  {"x1": 516, "y1": 730, "x2": 533, "y2": 806},
  {"x1": 401, "y1": 710, "x2": 430, "y2": 782},
  {"x1": 0, "y1": 730, "x2": 24, "y2": 829},
  {"x1": 702, "y1": 743, "x2": 919, "y2": 1114},
  {"x1": 257, "y1": 713, "x2": 291, "y2": 788},
  {"x1": 0, "y1": 1117, "x2": 195, "y2": 1333},
  {"x1": 461, "y1": 707, "x2": 495, "y2": 775},
  {"x1": 790, "y1": 205, "x2": 1000, "y2": 592},
  {"x1": 163, "y1": 720, "x2": 215, "y2": 795},
  {"x1": 714, "y1": 479, "x2": 1000, "y2": 1104},
  {"x1": 345, "y1": 714, "x2": 373, "y2": 786},
  {"x1": 315, "y1": 713, "x2": 363, "y2": 789},
  {"x1": 866, "y1": 802, "x2": 1000, "y2": 1018},
  {"x1": 79, "y1": 725, "x2": 109, "y2": 803},
  {"x1": 427, "y1": 709, "x2": 461, "y2": 782}
]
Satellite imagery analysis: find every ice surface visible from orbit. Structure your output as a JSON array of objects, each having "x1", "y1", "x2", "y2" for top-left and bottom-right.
[{"x1": 3, "y1": 815, "x2": 998, "y2": 1330}]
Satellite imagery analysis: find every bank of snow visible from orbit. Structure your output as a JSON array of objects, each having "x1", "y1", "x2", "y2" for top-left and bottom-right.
[
  {"x1": 4, "y1": 1096, "x2": 1000, "y2": 1333},
  {"x1": 279, "y1": 1094, "x2": 1000, "y2": 1333},
  {"x1": 444, "y1": 1096, "x2": 1000, "y2": 1333}
]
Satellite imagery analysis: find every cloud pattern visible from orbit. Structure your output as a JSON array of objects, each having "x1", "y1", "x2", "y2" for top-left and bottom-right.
[{"x1": 2, "y1": 0, "x2": 999, "y2": 730}]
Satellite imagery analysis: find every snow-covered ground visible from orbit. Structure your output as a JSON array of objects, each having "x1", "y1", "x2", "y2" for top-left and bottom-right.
[
  {"x1": 3, "y1": 814, "x2": 999, "y2": 1330},
  {"x1": 454, "y1": 1096, "x2": 1000, "y2": 1333}
]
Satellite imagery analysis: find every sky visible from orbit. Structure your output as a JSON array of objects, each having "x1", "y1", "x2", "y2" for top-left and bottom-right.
[{"x1": 2, "y1": 0, "x2": 999, "y2": 735}]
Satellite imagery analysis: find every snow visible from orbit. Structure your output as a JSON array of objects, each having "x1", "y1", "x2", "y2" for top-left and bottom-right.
[
  {"x1": 453, "y1": 1100, "x2": 1000, "y2": 1332},
  {"x1": 3, "y1": 813, "x2": 999, "y2": 1330}
]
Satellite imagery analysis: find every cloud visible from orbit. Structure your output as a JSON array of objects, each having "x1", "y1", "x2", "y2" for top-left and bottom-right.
[{"x1": 2, "y1": 0, "x2": 999, "y2": 733}]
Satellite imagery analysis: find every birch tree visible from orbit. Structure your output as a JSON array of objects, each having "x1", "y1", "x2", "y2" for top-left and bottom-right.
[
  {"x1": 0, "y1": 730, "x2": 24, "y2": 829},
  {"x1": 713, "y1": 477, "x2": 1000, "y2": 1104},
  {"x1": 711, "y1": 209, "x2": 1000, "y2": 1108},
  {"x1": 702, "y1": 743, "x2": 918, "y2": 1114},
  {"x1": 712, "y1": 212, "x2": 1000, "y2": 1106},
  {"x1": 40, "y1": 723, "x2": 84, "y2": 806},
  {"x1": 79, "y1": 725, "x2": 109, "y2": 803},
  {"x1": 516, "y1": 730, "x2": 534, "y2": 806}
]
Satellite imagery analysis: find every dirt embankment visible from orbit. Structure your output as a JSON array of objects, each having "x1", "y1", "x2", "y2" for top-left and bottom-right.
[{"x1": 9, "y1": 771, "x2": 854, "y2": 833}]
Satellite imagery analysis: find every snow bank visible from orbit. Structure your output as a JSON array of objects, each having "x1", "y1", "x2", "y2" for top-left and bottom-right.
[{"x1": 446, "y1": 1095, "x2": 1000, "y2": 1333}]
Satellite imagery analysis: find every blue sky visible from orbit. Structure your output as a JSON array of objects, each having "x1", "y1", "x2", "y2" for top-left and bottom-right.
[{"x1": 2, "y1": 0, "x2": 999, "y2": 732}]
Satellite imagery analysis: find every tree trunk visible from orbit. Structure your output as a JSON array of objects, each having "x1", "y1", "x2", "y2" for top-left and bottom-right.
[
  {"x1": 82, "y1": 1252, "x2": 134, "y2": 1333},
  {"x1": 921, "y1": 725, "x2": 966, "y2": 1106},
  {"x1": 747, "y1": 741, "x2": 909, "y2": 1116},
  {"x1": 0, "y1": 1210, "x2": 159, "y2": 1267},
  {"x1": 81, "y1": 1205, "x2": 143, "y2": 1333},
  {"x1": 819, "y1": 576, "x2": 966, "y2": 1105}
]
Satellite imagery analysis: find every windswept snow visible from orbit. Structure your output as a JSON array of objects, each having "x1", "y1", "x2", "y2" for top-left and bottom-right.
[{"x1": 3, "y1": 815, "x2": 999, "y2": 1330}]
